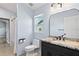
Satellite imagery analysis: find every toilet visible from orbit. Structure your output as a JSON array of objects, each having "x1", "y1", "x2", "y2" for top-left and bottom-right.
[{"x1": 25, "y1": 39, "x2": 40, "y2": 56}]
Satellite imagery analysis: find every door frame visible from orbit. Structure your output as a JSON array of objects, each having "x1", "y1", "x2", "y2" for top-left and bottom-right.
[
  {"x1": 0, "y1": 18, "x2": 10, "y2": 44},
  {"x1": 0, "y1": 17, "x2": 16, "y2": 55}
]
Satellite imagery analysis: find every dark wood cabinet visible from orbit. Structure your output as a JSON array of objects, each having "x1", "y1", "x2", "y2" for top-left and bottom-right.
[{"x1": 41, "y1": 41, "x2": 79, "y2": 56}]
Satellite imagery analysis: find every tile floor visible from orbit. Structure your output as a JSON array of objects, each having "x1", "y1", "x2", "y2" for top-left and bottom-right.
[{"x1": 0, "y1": 38, "x2": 14, "y2": 56}]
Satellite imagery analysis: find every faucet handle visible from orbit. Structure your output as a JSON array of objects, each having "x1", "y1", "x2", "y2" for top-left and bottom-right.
[
  {"x1": 61, "y1": 33, "x2": 66, "y2": 41},
  {"x1": 61, "y1": 33, "x2": 66, "y2": 37}
]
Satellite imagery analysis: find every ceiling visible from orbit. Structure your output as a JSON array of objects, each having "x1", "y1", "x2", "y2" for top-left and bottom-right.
[
  {"x1": 26, "y1": 3, "x2": 47, "y2": 11},
  {"x1": 0, "y1": 3, "x2": 17, "y2": 13},
  {"x1": 0, "y1": 3, "x2": 47, "y2": 13}
]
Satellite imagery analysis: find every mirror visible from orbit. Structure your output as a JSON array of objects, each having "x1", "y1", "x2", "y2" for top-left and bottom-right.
[{"x1": 49, "y1": 8, "x2": 79, "y2": 39}]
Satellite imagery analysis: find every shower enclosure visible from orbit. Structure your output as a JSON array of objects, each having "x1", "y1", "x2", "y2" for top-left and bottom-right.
[{"x1": 0, "y1": 18, "x2": 9, "y2": 44}]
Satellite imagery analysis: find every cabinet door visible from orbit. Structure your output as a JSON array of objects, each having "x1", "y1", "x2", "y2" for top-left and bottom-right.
[
  {"x1": 41, "y1": 41, "x2": 79, "y2": 56},
  {"x1": 65, "y1": 48, "x2": 79, "y2": 56},
  {"x1": 41, "y1": 41, "x2": 47, "y2": 56},
  {"x1": 41, "y1": 46, "x2": 48, "y2": 56},
  {"x1": 47, "y1": 43, "x2": 68, "y2": 56},
  {"x1": 41, "y1": 41, "x2": 66, "y2": 56}
]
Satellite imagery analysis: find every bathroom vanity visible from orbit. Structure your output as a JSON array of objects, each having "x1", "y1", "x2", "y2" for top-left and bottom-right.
[
  {"x1": 41, "y1": 37, "x2": 79, "y2": 56},
  {"x1": 43, "y1": 8, "x2": 79, "y2": 56}
]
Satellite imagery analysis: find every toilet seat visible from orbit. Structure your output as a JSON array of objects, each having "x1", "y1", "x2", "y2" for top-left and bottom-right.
[{"x1": 25, "y1": 45, "x2": 39, "y2": 51}]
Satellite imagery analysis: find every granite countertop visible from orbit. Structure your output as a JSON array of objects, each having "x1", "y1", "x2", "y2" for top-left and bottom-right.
[{"x1": 41, "y1": 37, "x2": 79, "y2": 50}]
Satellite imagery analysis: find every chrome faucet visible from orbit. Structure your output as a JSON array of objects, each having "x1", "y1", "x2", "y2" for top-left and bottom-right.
[{"x1": 60, "y1": 33, "x2": 66, "y2": 41}]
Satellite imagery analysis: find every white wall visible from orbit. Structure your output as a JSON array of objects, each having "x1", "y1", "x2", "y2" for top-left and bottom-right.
[
  {"x1": 34, "y1": 4, "x2": 50, "y2": 39},
  {"x1": 16, "y1": 3, "x2": 34, "y2": 55},
  {"x1": 0, "y1": 7, "x2": 16, "y2": 19},
  {"x1": 34, "y1": 3, "x2": 79, "y2": 39}
]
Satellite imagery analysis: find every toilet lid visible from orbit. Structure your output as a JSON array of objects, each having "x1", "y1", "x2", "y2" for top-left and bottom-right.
[{"x1": 25, "y1": 45, "x2": 39, "y2": 51}]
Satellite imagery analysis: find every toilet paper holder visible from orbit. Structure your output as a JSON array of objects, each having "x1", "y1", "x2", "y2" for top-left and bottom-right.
[{"x1": 19, "y1": 38, "x2": 26, "y2": 44}]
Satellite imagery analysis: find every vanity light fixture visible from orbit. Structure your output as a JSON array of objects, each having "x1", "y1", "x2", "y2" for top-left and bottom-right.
[
  {"x1": 51, "y1": 3, "x2": 62, "y2": 8},
  {"x1": 58, "y1": 3, "x2": 62, "y2": 8}
]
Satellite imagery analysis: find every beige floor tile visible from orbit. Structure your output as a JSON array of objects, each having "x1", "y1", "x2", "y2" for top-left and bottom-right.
[{"x1": 0, "y1": 38, "x2": 14, "y2": 56}]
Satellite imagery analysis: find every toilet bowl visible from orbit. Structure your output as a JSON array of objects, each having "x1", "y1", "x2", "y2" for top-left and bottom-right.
[{"x1": 25, "y1": 39, "x2": 40, "y2": 56}]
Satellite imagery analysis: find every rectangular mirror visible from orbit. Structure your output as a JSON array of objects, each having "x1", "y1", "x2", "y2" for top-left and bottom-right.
[{"x1": 49, "y1": 8, "x2": 79, "y2": 39}]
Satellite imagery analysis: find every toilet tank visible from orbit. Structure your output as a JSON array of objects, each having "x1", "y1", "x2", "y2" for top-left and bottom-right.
[{"x1": 32, "y1": 39, "x2": 40, "y2": 47}]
